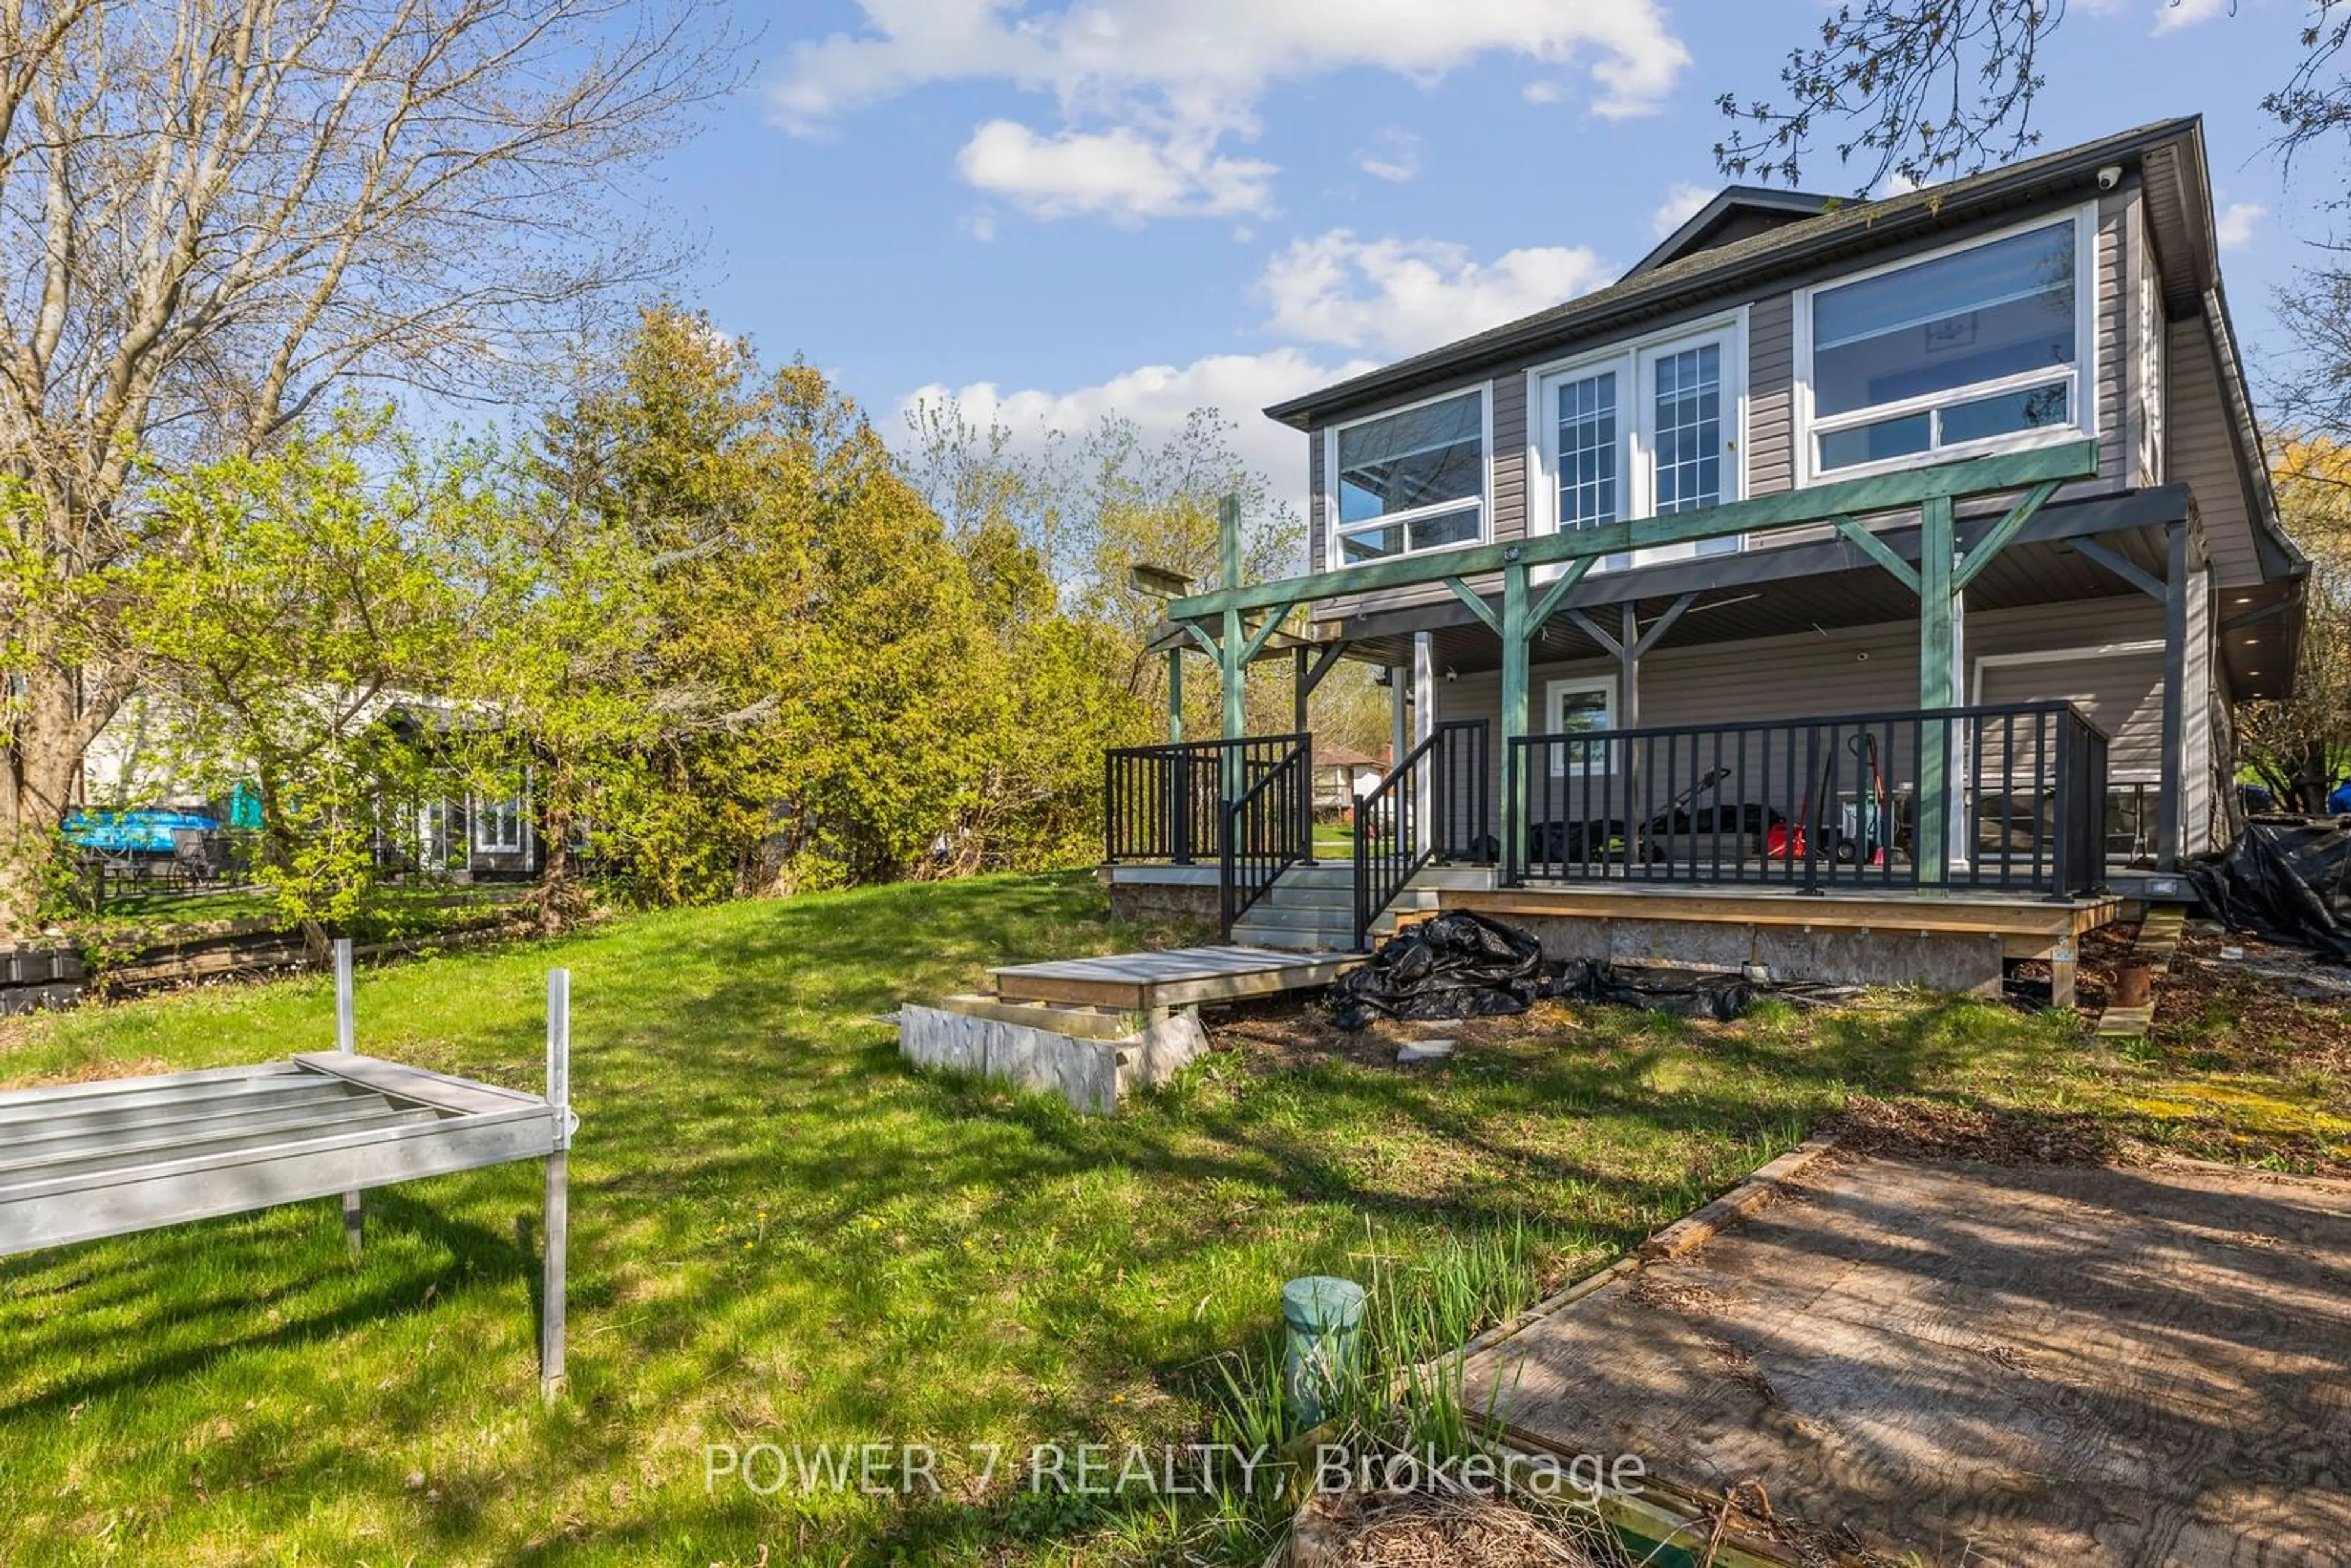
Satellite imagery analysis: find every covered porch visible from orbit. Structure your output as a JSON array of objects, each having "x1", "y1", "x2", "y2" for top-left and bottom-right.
[{"x1": 1107, "y1": 440, "x2": 2219, "y2": 986}]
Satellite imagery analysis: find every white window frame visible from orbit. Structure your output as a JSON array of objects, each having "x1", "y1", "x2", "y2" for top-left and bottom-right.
[
  {"x1": 1542, "y1": 675, "x2": 1617, "y2": 775},
  {"x1": 1524, "y1": 310, "x2": 1749, "y2": 578},
  {"x1": 471, "y1": 792, "x2": 523, "y2": 854},
  {"x1": 1793, "y1": 203, "x2": 2100, "y2": 487},
  {"x1": 1321, "y1": 383, "x2": 1494, "y2": 572}
]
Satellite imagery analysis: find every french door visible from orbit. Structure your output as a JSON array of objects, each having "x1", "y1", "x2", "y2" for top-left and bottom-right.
[{"x1": 1533, "y1": 321, "x2": 1742, "y2": 574}]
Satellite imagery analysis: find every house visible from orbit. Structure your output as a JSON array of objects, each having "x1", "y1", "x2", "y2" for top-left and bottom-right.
[
  {"x1": 1104, "y1": 117, "x2": 2307, "y2": 1005},
  {"x1": 75, "y1": 695, "x2": 548, "y2": 884},
  {"x1": 1313, "y1": 744, "x2": 1389, "y2": 815}
]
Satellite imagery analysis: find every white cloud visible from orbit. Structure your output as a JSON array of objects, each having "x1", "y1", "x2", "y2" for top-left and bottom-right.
[
  {"x1": 1522, "y1": 80, "x2": 1565, "y2": 105},
  {"x1": 1881, "y1": 170, "x2": 1922, "y2": 197},
  {"x1": 772, "y1": 1, "x2": 1691, "y2": 222},
  {"x1": 1650, "y1": 181, "x2": 1713, "y2": 239},
  {"x1": 1357, "y1": 127, "x2": 1422, "y2": 184},
  {"x1": 2154, "y1": 0, "x2": 2230, "y2": 32},
  {"x1": 957, "y1": 121, "x2": 1275, "y2": 219},
  {"x1": 2215, "y1": 200, "x2": 2266, "y2": 250},
  {"x1": 898, "y1": 348, "x2": 1376, "y2": 512},
  {"x1": 1258, "y1": 229, "x2": 1612, "y2": 359}
]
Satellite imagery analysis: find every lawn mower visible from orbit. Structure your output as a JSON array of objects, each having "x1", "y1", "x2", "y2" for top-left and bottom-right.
[{"x1": 1764, "y1": 733, "x2": 1891, "y2": 865}]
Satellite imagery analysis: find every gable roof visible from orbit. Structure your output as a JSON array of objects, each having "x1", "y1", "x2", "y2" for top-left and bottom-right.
[
  {"x1": 1625, "y1": 186, "x2": 1839, "y2": 279},
  {"x1": 1264, "y1": 116, "x2": 2205, "y2": 432}
]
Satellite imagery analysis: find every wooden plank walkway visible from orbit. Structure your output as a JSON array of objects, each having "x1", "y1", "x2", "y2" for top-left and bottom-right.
[
  {"x1": 2095, "y1": 902, "x2": 2188, "y2": 1038},
  {"x1": 1461, "y1": 1155, "x2": 2351, "y2": 1565},
  {"x1": 987, "y1": 945, "x2": 1360, "y2": 1011}
]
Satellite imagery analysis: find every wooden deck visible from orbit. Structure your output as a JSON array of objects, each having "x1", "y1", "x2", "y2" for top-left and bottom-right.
[
  {"x1": 1462, "y1": 1154, "x2": 2351, "y2": 1565},
  {"x1": 1445, "y1": 881, "x2": 2121, "y2": 948},
  {"x1": 986, "y1": 945, "x2": 1361, "y2": 1011}
]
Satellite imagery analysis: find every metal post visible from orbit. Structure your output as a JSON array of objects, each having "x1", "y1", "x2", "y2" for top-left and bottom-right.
[
  {"x1": 542, "y1": 967, "x2": 571, "y2": 1405},
  {"x1": 336, "y1": 939, "x2": 361, "y2": 1256},
  {"x1": 1914, "y1": 495, "x2": 1957, "y2": 883},
  {"x1": 1294, "y1": 645, "x2": 1313, "y2": 861},
  {"x1": 2157, "y1": 520, "x2": 2188, "y2": 872},
  {"x1": 1166, "y1": 647, "x2": 1183, "y2": 746},
  {"x1": 1619, "y1": 602, "x2": 1642, "y2": 864}
]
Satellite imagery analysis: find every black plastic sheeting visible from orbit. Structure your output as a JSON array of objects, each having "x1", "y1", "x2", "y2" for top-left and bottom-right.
[
  {"x1": 1557, "y1": 961, "x2": 1755, "y2": 1022},
  {"x1": 2186, "y1": 820, "x2": 2351, "y2": 963},
  {"x1": 1328, "y1": 913, "x2": 1543, "y2": 1030},
  {"x1": 1328, "y1": 912, "x2": 1758, "y2": 1029}
]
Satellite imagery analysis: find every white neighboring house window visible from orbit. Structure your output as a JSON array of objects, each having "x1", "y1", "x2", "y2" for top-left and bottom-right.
[
  {"x1": 1797, "y1": 208, "x2": 2095, "y2": 479},
  {"x1": 416, "y1": 800, "x2": 449, "y2": 866},
  {"x1": 1325, "y1": 386, "x2": 1490, "y2": 568},
  {"x1": 1543, "y1": 677, "x2": 1616, "y2": 774},
  {"x1": 1531, "y1": 316, "x2": 1744, "y2": 573},
  {"x1": 472, "y1": 793, "x2": 523, "y2": 853}
]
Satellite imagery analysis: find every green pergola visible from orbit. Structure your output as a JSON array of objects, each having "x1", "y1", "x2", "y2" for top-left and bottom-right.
[{"x1": 1167, "y1": 438, "x2": 2102, "y2": 870}]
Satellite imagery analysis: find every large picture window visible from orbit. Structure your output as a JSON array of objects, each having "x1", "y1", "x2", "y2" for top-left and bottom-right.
[
  {"x1": 1802, "y1": 214, "x2": 2088, "y2": 476},
  {"x1": 1329, "y1": 388, "x2": 1487, "y2": 566},
  {"x1": 1532, "y1": 319, "x2": 1742, "y2": 572}
]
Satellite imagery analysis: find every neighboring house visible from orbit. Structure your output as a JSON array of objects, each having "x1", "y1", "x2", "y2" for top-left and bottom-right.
[
  {"x1": 1107, "y1": 117, "x2": 2307, "y2": 1005},
  {"x1": 1314, "y1": 744, "x2": 1389, "y2": 813},
  {"x1": 75, "y1": 696, "x2": 547, "y2": 883}
]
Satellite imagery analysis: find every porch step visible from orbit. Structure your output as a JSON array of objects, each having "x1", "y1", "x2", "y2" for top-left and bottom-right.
[
  {"x1": 1226, "y1": 863, "x2": 1465, "y2": 953},
  {"x1": 1230, "y1": 919, "x2": 1362, "y2": 953}
]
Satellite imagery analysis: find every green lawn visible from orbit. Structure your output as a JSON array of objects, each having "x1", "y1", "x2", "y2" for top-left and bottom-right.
[{"x1": 1, "y1": 872, "x2": 2344, "y2": 1564}]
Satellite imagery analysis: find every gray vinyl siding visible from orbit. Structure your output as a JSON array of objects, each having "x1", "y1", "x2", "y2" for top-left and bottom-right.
[
  {"x1": 1744, "y1": 292, "x2": 1795, "y2": 498},
  {"x1": 2164, "y1": 315, "x2": 2263, "y2": 588},
  {"x1": 1432, "y1": 596, "x2": 2180, "y2": 847},
  {"x1": 1491, "y1": 372, "x2": 1528, "y2": 544},
  {"x1": 1313, "y1": 190, "x2": 2148, "y2": 622},
  {"x1": 1307, "y1": 429, "x2": 1325, "y2": 572},
  {"x1": 2094, "y1": 189, "x2": 2129, "y2": 488}
]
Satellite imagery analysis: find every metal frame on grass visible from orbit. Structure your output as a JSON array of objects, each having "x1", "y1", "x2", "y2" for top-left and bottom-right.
[{"x1": 0, "y1": 942, "x2": 579, "y2": 1401}]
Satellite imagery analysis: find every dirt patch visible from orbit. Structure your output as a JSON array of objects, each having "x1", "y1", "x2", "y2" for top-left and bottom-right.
[
  {"x1": 1203, "y1": 993, "x2": 1591, "y2": 1073},
  {"x1": 1288, "y1": 1487, "x2": 1611, "y2": 1567},
  {"x1": 2147, "y1": 926, "x2": 2351, "y2": 1075},
  {"x1": 1820, "y1": 1095, "x2": 2117, "y2": 1165}
]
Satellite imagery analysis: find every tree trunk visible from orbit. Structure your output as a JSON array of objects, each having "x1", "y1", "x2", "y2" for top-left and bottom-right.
[
  {"x1": 536, "y1": 800, "x2": 580, "y2": 936},
  {"x1": 1, "y1": 664, "x2": 93, "y2": 940}
]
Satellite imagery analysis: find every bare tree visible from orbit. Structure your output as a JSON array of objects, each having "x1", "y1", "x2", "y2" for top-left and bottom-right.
[{"x1": 0, "y1": 0, "x2": 741, "y2": 936}]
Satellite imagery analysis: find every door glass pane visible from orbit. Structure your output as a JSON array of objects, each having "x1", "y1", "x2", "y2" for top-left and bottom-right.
[
  {"x1": 1555, "y1": 372, "x2": 1618, "y2": 530},
  {"x1": 1552, "y1": 685, "x2": 1612, "y2": 771},
  {"x1": 1336, "y1": 391, "x2": 1484, "y2": 526},
  {"x1": 1812, "y1": 221, "x2": 2076, "y2": 419},
  {"x1": 1651, "y1": 344, "x2": 1721, "y2": 516}
]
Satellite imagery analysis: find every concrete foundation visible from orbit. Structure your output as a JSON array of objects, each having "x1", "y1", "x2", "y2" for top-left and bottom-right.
[
  {"x1": 1509, "y1": 913, "x2": 2007, "y2": 996},
  {"x1": 899, "y1": 1002, "x2": 1212, "y2": 1114},
  {"x1": 1102, "y1": 867, "x2": 1221, "y2": 928}
]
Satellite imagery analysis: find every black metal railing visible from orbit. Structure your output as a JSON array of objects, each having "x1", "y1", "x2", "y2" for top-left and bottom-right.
[
  {"x1": 1104, "y1": 734, "x2": 1305, "y2": 864},
  {"x1": 1504, "y1": 702, "x2": 2108, "y2": 899},
  {"x1": 1221, "y1": 737, "x2": 1311, "y2": 936},
  {"x1": 1353, "y1": 721, "x2": 1491, "y2": 948}
]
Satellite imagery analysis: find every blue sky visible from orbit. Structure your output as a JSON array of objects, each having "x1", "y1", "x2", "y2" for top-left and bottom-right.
[{"x1": 642, "y1": 0, "x2": 2324, "y2": 506}]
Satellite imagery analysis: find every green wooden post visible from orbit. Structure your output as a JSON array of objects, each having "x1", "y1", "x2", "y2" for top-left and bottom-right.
[
  {"x1": 1500, "y1": 561, "x2": 1531, "y2": 868},
  {"x1": 1916, "y1": 495, "x2": 1957, "y2": 878},
  {"x1": 1166, "y1": 647, "x2": 1183, "y2": 745},
  {"x1": 1218, "y1": 495, "x2": 1246, "y2": 817}
]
